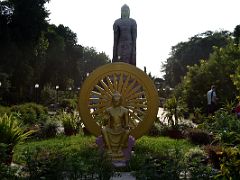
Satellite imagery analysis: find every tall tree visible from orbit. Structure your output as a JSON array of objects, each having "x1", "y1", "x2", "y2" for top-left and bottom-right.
[
  {"x1": 233, "y1": 25, "x2": 240, "y2": 45},
  {"x1": 0, "y1": 1, "x2": 110, "y2": 104},
  {"x1": 177, "y1": 41, "x2": 240, "y2": 112},
  {"x1": 0, "y1": 0, "x2": 49, "y2": 103},
  {"x1": 163, "y1": 31, "x2": 230, "y2": 87}
]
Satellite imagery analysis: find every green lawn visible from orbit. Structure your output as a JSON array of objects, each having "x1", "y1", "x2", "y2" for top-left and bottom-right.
[
  {"x1": 14, "y1": 135, "x2": 195, "y2": 164},
  {"x1": 12, "y1": 135, "x2": 202, "y2": 179}
]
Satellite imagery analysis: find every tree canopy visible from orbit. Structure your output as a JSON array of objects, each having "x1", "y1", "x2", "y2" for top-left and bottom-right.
[
  {"x1": 0, "y1": 0, "x2": 110, "y2": 104},
  {"x1": 175, "y1": 40, "x2": 240, "y2": 112},
  {"x1": 163, "y1": 31, "x2": 230, "y2": 87}
]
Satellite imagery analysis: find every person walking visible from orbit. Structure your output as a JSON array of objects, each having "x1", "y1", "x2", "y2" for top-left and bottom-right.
[{"x1": 207, "y1": 85, "x2": 217, "y2": 116}]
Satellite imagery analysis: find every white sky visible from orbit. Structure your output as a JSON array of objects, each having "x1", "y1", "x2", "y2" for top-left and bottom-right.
[{"x1": 46, "y1": 0, "x2": 240, "y2": 78}]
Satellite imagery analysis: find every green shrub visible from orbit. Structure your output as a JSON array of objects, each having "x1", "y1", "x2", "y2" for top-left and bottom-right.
[
  {"x1": 57, "y1": 110, "x2": 81, "y2": 136},
  {"x1": 130, "y1": 138, "x2": 215, "y2": 179},
  {"x1": 147, "y1": 120, "x2": 164, "y2": 136},
  {"x1": 0, "y1": 106, "x2": 10, "y2": 116},
  {"x1": 187, "y1": 128, "x2": 211, "y2": 145},
  {"x1": 14, "y1": 135, "x2": 114, "y2": 179},
  {"x1": 41, "y1": 116, "x2": 61, "y2": 138},
  {"x1": 10, "y1": 103, "x2": 48, "y2": 126},
  {"x1": 185, "y1": 147, "x2": 206, "y2": 162},
  {"x1": 131, "y1": 146, "x2": 185, "y2": 179},
  {"x1": 0, "y1": 114, "x2": 34, "y2": 164},
  {"x1": 204, "y1": 145, "x2": 223, "y2": 169},
  {"x1": 163, "y1": 96, "x2": 188, "y2": 127},
  {"x1": 60, "y1": 98, "x2": 77, "y2": 110},
  {"x1": 0, "y1": 143, "x2": 19, "y2": 179},
  {"x1": 0, "y1": 163, "x2": 18, "y2": 179},
  {"x1": 208, "y1": 109, "x2": 240, "y2": 134},
  {"x1": 133, "y1": 136, "x2": 194, "y2": 159},
  {"x1": 148, "y1": 122, "x2": 189, "y2": 139},
  {"x1": 192, "y1": 107, "x2": 204, "y2": 124},
  {"x1": 219, "y1": 131, "x2": 240, "y2": 146},
  {"x1": 40, "y1": 85, "x2": 56, "y2": 105},
  {"x1": 202, "y1": 109, "x2": 240, "y2": 145},
  {"x1": 216, "y1": 147, "x2": 240, "y2": 179},
  {"x1": 184, "y1": 147, "x2": 214, "y2": 179}
]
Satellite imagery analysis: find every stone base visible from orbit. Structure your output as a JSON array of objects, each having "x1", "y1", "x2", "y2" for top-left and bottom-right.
[
  {"x1": 96, "y1": 135, "x2": 135, "y2": 166},
  {"x1": 110, "y1": 172, "x2": 136, "y2": 180}
]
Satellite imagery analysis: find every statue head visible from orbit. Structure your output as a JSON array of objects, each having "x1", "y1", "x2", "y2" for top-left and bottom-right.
[
  {"x1": 112, "y1": 91, "x2": 122, "y2": 107},
  {"x1": 121, "y1": 4, "x2": 130, "y2": 19}
]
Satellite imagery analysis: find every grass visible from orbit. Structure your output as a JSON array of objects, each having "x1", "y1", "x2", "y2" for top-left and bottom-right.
[
  {"x1": 129, "y1": 136, "x2": 197, "y2": 174},
  {"x1": 135, "y1": 136, "x2": 195, "y2": 155},
  {"x1": 13, "y1": 135, "x2": 96, "y2": 164},
  {"x1": 11, "y1": 135, "x2": 202, "y2": 179},
  {"x1": 13, "y1": 135, "x2": 195, "y2": 164}
]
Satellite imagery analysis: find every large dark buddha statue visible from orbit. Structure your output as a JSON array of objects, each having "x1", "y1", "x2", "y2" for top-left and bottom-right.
[{"x1": 113, "y1": 4, "x2": 137, "y2": 66}]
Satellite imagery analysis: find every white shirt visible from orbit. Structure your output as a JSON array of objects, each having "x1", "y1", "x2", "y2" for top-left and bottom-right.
[{"x1": 207, "y1": 89, "x2": 216, "y2": 105}]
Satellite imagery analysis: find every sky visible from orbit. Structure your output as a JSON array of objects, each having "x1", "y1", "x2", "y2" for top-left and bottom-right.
[{"x1": 46, "y1": 0, "x2": 240, "y2": 78}]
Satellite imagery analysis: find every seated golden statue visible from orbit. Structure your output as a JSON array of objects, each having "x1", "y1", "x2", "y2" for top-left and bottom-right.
[{"x1": 102, "y1": 91, "x2": 130, "y2": 160}]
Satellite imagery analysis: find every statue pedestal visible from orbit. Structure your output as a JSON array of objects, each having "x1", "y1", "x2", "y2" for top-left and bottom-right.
[{"x1": 96, "y1": 135, "x2": 135, "y2": 167}]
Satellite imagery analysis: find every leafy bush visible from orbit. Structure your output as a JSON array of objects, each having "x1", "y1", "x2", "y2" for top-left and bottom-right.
[
  {"x1": 147, "y1": 120, "x2": 165, "y2": 136},
  {"x1": 211, "y1": 109, "x2": 240, "y2": 133},
  {"x1": 60, "y1": 98, "x2": 77, "y2": 110},
  {"x1": 0, "y1": 114, "x2": 34, "y2": 164},
  {"x1": 165, "y1": 127, "x2": 185, "y2": 139},
  {"x1": 14, "y1": 135, "x2": 114, "y2": 179},
  {"x1": 192, "y1": 107, "x2": 204, "y2": 124},
  {"x1": 163, "y1": 96, "x2": 188, "y2": 127},
  {"x1": 204, "y1": 145, "x2": 223, "y2": 169},
  {"x1": 0, "y1": 106, "x2": 10, "y2": 116},
  {"x1": 219, "y1": 131, "x2": 240, "y2": 146},
  {"x1": 130, "y1": 138, "x2": 187, "y2": 179},
  {"x1": 216, "y1": 147, "x2": 240, "y2": 179},
  {"x1": 40, "y1": 116, "x2": 61, "y2": 138},
  {"x1": 184, "y1": 147, "x2": 214, "y2": 179},
  {"x1": 57, "y1": 110, "x2": 81, "y2": 136},
  {"x1": 0, "y1": 143, "x2": 19, "y2": 179},
  {"x1": 203, "y1": 109, "x2": 240, "y2": 145},
  {"x1": 148, "y1": 119, "x2": 189, "y2": 138},
  {"x1": 133, "y1": 136, "x2": 194, "y2": 158},
  {"x1": 131, "y1": 151, "x2": 185, "y2": 179},
  {"x1": 40, "y1": 84, "x2": 56, "y2": 105},
  {"x1": 10, "y1": 103, "x2": 48, "y2": 126},
  {"x1": 187, "y1": 128, "x2": 211, "y2": 145},
  {"x1": 130, "y1": 138, "x2": 216, "y2": 179},
  {"x1": 131, "y1": 145, "x2": 214, "y2": 179}
]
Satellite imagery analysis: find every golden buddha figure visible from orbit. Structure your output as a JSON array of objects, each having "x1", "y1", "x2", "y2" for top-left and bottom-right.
[{"x1": 102, "y1": 91, "x2": 130, "y2": 160}]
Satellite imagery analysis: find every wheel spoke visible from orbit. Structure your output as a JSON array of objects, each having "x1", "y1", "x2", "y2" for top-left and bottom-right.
[
  {"x1": 91, "y1": 91, "x2": 101, "y2": 97},
  {"x1": 125, "y1": 84, "x2": 142, "y2": 99},
  {"x1": 122, "y1": 79, "x2": 137, "y2": 97},
  {"x1": 100, "y1": 80, "x2": 113, "y2": 96},
  {"x1": 117, "y1": 73, "x2": 124, "y2": 92},
  {"x1": 126, "y1": 105, "x2": 146, "y2": 116},
  {"x1": 106, "y1": 76, "x2": 114, "y2": 93},
  {"x1": 113, "y1": 73, "x2": 118, "y2": 90},
  {"x1": 121, "y1": 74, "x2": 131, "y2": 95},
  {"x1": 91, "y1": 107, "x2": 106, "y2": 116},
  {"x1": 129, "y1": 111, "x2": 143, "y2": 122},
  {"x1": 127, "y1": 98, "x2": 147, "y2": 104},
  {"x1": 94, "y1": 84, "x2": 112, "y2": 99},
  {"x1": 126, "y1": 91, "x2": 145, "y2": 101}
]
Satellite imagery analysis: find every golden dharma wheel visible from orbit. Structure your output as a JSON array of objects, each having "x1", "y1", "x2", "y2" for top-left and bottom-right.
[{"x1": 78, "y1": 62, "x2": 159, "y2": 139}]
